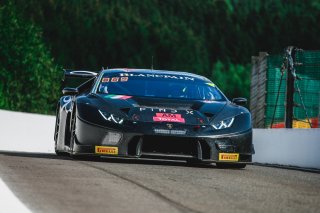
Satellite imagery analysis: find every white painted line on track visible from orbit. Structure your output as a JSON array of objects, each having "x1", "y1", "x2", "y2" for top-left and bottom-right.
[{"x1": 0, "y1": 178, "x2": 32, "y2": 213}]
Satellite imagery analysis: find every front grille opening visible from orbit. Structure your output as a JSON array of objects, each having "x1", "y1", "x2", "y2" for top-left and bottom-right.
[
  {"x1": 142, "y1": 136, "x2": 198, "y2": 157},
  {"x1": 128, "y1": 136, "x2": 141, "y2": 156}
]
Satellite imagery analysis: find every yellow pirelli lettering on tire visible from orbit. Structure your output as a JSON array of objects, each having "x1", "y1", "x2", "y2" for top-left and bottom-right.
[
  {"x1": 95, "y1": 146, "x2": 118, "y2": 155},
  {"x1": 219, "y1": 153, "x2": 239, "y2": 161}
]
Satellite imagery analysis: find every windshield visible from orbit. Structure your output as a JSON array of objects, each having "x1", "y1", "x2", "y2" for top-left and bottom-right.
[{"x1": 96, "y1": 72, "x2": 226, "y2": 101}]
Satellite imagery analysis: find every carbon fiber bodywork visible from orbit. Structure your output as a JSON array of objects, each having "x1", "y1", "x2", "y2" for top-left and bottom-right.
[{"x1": 55, "y1": 69, "x2": 254, "y2": 166}]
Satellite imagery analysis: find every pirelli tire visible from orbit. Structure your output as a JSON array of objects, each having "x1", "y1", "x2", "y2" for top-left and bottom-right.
[{"x1": 216, "y1": 163, "x2": 247, "y2": 169}]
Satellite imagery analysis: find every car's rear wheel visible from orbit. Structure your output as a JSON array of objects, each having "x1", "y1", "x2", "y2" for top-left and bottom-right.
[{"x1": 216, "y1": 163, "x2": 246, "y2": 169}]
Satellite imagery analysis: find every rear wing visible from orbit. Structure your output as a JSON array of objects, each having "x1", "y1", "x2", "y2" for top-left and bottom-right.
[{"x1": 62, "y1": 70, "x2": 99, "y2": 88}]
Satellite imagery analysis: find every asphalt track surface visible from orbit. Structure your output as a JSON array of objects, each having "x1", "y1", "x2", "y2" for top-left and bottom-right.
[{"x1": 0, "y1": 152, "x2": 319, "y2": 213}]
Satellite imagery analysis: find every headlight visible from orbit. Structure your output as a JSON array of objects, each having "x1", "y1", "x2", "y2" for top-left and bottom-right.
[
  {"x1": 212, "y1": 117, "x2": 234, "y2": 130},
  {"x1": 98, "y1": 110, "x2": 124, "y2": 124}
]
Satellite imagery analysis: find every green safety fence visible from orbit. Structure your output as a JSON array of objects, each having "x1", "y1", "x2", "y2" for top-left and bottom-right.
[{"x1": 265, "y1": 50, "x2": 320, "y2": 128}]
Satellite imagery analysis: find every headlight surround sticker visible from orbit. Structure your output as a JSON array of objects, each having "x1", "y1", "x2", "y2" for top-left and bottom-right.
[
  {"x1": 212, "y1": 117, "x2": 235, "y2": 130},
  {"x1": 98, "y1": 110, "x2": 124, "y2": 124}
]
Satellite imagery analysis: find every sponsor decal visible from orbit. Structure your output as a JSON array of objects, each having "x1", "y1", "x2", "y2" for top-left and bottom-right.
[
  {"x1": 153, "y1": 113, "x2": 185, "y2": 123},
  {"x1": 102, "y1": 77, "x2": 128, "y2": 83},
  {"x1": 111, "y1": 77, "x2": 119, "y2": 82},
  {"x1": 206, "y1": 83, "x2": 216, "y2": 87},
  {"x1": 139, "y1": 107, "x2": 194, "y2": 115},
  {"x1": 104, "y1": 94, "x2": 132, "y2": 100},
  {"x1": 154, "y1": 128, "x2": 187, "y2": 135},
  {"x1": 140, "y1": 107, "x2": 177, "y2": 113},
  {"x1": 95, "y1": 146, "x2": 118, "y2": 155},
  {"x1": 102, "y1": 78, "x2": 110, "y2": 82},
  {"x1": 120, "y1": 77, "x2": 128, "y2": 82},
  {"x1": 119, "y1": 73, "x2": 195, "y2": 81},
  {"x1": 218, "y1": 153, "x2": 239, "y2": 162}
]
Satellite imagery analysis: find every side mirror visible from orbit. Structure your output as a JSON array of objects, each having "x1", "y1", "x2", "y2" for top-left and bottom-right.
[
  {"x1": 232, "y1": 97, "x2": 247, "y2": 106},
  {"x1": 62, "y1": 87, "x2": 78, "y2": 96}
]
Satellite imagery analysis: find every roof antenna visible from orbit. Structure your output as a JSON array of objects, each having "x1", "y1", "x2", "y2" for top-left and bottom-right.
[{"x1": 151, "y1": 56, "x2": 154, "y2": 70}]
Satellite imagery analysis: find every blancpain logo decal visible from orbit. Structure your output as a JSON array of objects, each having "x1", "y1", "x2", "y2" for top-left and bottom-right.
[
  {"x1": 119, "y1": 73, "x2": 195, "y2": 81},
  {"x1": 139, "y1": 107, "x2": 193, "y2": 114}
]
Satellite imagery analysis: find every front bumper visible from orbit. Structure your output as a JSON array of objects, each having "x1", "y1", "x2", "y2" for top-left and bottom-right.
[{"x1": 72, "y1": 117, "x2": 254, "y2": 163}]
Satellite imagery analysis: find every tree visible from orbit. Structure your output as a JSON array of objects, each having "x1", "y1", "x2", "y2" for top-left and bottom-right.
[{"x1": 0, "y1": 1, "x2": 61, "y2": 113}]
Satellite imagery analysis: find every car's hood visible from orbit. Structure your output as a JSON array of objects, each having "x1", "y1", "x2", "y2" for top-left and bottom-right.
[{"x1": 97, "y1": 94, "x2": 227, "y2": 125}]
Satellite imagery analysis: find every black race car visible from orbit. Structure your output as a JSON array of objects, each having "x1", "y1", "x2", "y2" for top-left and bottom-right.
[{"x1": 54, "y1": 69, "x2": 254, "y2": 168}]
